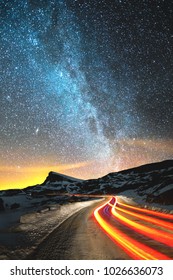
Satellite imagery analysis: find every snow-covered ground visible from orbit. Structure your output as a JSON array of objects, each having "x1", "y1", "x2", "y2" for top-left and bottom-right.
[
  {"x1": 0, "y1": 199, "x2": 101, "y2": 260},
  {"x1": 0, "y1": 160, "x2": 172, "y2": 259}
]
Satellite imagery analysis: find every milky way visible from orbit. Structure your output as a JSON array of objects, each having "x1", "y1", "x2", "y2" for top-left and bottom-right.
[{"x1": 1, "y1": 0, "x2": 173, "y2": 189}]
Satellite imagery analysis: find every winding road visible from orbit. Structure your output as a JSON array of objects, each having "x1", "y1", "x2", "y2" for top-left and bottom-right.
[{"x1": 29, "y1": 197, "x2": 173, "y2": 260}]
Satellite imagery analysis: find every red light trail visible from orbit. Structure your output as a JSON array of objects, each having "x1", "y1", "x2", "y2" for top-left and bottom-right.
[
  {"x1": 93, "y1": 197, "x2": 173, "y2": 260},
  {"x1": 111, "y1": 208, "x2": 173, "y2": 247},
  {"x1": 116, "y1": 205, "x2": 173, "y2": 230},
  {"x1": 118, "y1": 202, "x2": 173, "y2": 220}
]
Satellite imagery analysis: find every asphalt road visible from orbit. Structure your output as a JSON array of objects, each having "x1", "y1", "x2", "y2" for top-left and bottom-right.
[{"x1": 29, "y1": 197, "x2": 173, "y2": 260}]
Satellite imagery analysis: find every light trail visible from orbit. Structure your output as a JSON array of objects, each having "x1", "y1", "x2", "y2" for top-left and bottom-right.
[
  {"x1": 111, "y1": 207, "x2": 173, "y2": 247},
  {"x1": 94, "y1": 199, "x2": 170, "y2": 260},
  {"x1": 118, "y1": 202, "x2": 173, "y2": 220},
  {"x1": 116, "y1": 205, "x2": 173, "y2": 231}
]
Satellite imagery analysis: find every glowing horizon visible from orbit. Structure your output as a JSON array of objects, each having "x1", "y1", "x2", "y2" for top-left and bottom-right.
[
  {"x1": 1, "y1": 1, "x2": 172, "y2": 191},
  {"x1": 0, "y1": 161, "x2": 92, "y2": 190},
  {"x1": 0, "y1": 138, "x2": 172, "y2": 190}
]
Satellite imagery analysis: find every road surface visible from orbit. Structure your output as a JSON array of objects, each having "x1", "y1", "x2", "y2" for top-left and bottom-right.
[{"x1": 29, "y1": 197, "x2": 173, "y2": 260}]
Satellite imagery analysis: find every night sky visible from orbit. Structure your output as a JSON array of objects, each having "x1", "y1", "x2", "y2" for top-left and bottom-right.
[{"x1": 1, "y1": 0, "x2": 173, "y2": 189}]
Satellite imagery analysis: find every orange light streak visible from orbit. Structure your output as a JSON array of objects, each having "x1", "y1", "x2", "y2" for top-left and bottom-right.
[
  {"x1": 116, "y1": 205, "x2": 173, "y2": 231},
  {"x1": 94, "y1": 200, "x2": 170, "y2": 260},
  {"x1": 118, "y1": 202, "x2": 173, "y2": 220},
  {"x1": 111, "y1": 207, "x2": 173, "y2": 247}
]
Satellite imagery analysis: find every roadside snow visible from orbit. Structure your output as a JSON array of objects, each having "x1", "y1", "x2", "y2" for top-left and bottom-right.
[{"x1": 0, "y1": 199, "x2": 101, "y2": 260}]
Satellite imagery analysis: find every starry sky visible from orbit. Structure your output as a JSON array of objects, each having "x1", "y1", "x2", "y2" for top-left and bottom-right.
[{"x1": 1, "y1": 0, "x2": 173, "y2": 190}]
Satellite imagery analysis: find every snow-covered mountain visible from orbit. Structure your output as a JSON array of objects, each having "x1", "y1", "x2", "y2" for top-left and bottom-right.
[
  {"x1": 82, "y1": 159, "x2": 173, "y2": 206},
  {"x1": 0, "y1": 160, "x2": 173, "y2": 212}
]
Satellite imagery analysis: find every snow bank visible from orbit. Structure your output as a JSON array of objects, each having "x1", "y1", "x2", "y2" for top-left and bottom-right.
[{"x1": 0, "y1": 199, "x2": 100, "y2": 260}]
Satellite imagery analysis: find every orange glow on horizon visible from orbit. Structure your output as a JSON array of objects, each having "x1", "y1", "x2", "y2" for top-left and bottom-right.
[
  {"x1": 0, "y1": 161, "x2": 93, "y2": 190},
  {"x1": 1, "y1": 137, "x2": 172, "y2": 190}
]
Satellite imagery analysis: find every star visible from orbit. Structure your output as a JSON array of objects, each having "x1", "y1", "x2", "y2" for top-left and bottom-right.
[{"x1": 0, "y1": 0, "x2": 172, "y2": 189}]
